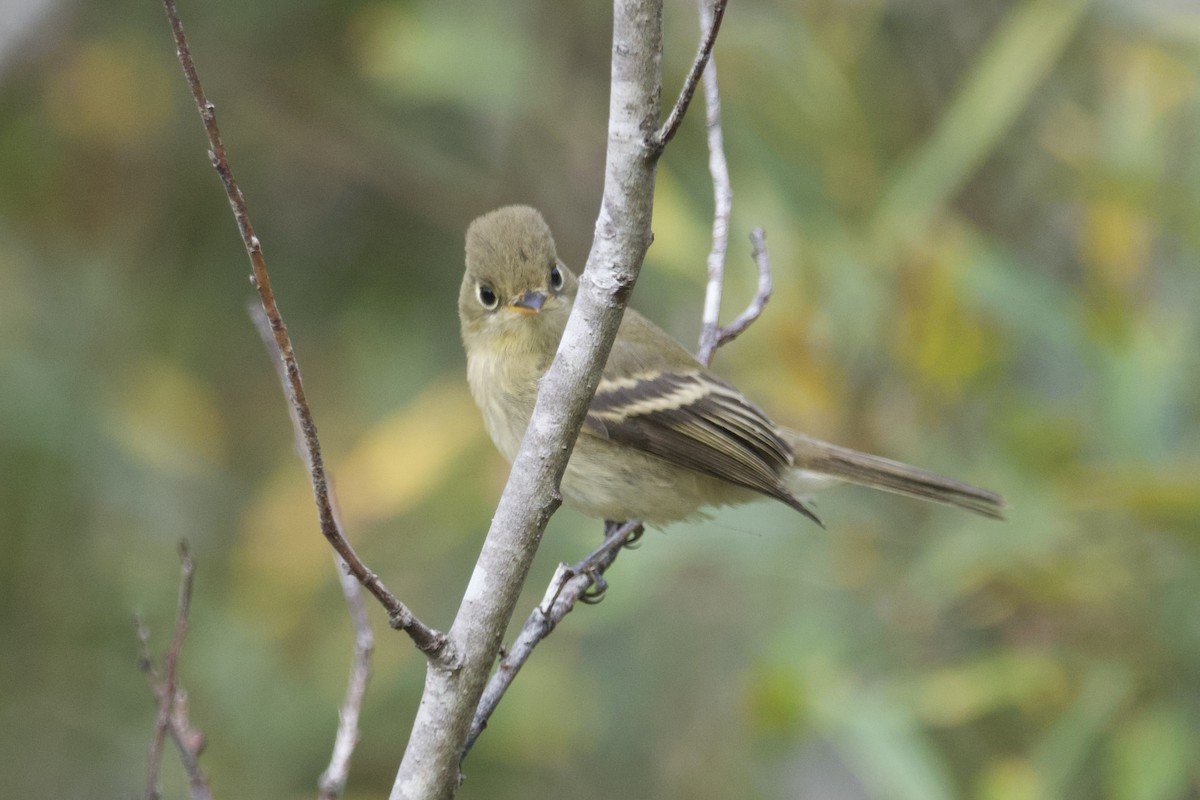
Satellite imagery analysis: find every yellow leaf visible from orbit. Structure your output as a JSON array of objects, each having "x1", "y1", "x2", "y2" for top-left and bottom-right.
[
  {"x1": 233, "y1": 381, "x2": 483, "y2": 631},
  {"x1": 102, "y1": 358, "x2": 226, "y2": 474},
  {"x1": 335, "y1": 381, "x2": 483, "y2": 525}
]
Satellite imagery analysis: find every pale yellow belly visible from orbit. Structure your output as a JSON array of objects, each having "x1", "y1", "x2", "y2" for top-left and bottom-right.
[
  {"x1": 560, "y1": 432, "x2": 758, "y2": 524},
  {"x1": 467, "y1": 350, "x2": 761, "y2": 524}
]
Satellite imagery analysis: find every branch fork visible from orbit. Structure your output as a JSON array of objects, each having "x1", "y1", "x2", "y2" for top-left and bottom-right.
[{"x1": 135, "y1": 542, "x2": 212, "y2": 800}]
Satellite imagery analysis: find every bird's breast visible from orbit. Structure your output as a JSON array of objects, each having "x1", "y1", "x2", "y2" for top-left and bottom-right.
[{"x1": 466, "y1": 347, "x2": 545, "y2": 463}]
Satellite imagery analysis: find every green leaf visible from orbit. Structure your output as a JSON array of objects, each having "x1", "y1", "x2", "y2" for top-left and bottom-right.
[
  {"x1": 1033, "y1": 664, "x2": 1131, "y2": 796},
  {"x1": 1108, "y1": 705, "x2": 1196, "y2": 800}
]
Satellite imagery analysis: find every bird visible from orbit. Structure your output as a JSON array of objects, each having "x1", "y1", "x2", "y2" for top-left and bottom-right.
[{"x1": 458, "y1": 205, "x2": 1005, "y2": 527}]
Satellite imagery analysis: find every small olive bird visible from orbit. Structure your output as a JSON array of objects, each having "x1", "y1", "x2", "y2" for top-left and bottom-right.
[{"x1": 458, "y1": 205, "x2": 1004, "y2": 527}]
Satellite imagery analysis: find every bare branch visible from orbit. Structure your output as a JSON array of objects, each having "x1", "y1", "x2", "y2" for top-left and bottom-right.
[
  {"x1": 695, "y1": 0, "x2": 733, "y2": 368},
  {"x1": 135, "y1": 614, "x2": 168, "y2": 800},
  {"x1": 319, "y1": 553, "x2": 375, "y2": 800},
  {"x1": 246, "y1": 307, "x2": 445, "y2": 662},
  {"x1": 713, "y1": 227, "x2": 773, "y2": 354},
  {"x1": 136, "y1": 542, "x2": 212, "y2": 800},
  {"x1": 391, "y1": 1, "x2": 669, "y2": 795},
  {"x1": 648, "y1": 0, "x2": 728, "y2": 153},
  {"x1": 464, "y1": 0, "x2": 752, "y2": 761},
  {"x1": 166, "y1": 690, "x2": 213, "y2": 800},
  {"x1": 693, "y1": 0, "x2": 773, "y2": 366},
  {"x1": 159, "y1": 0, "x2": 450, "y2": 663},
  {"x1": 463, "y1": 521, "x2": 642, "y2": 753},
  {"x1": 248, "y1": 307, "x2": 376, "y2": 797}
]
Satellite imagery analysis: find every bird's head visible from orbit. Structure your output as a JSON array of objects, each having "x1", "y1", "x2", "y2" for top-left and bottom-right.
[{"x1": 459, "y1": 205, "x2": 576, "y2": 355}]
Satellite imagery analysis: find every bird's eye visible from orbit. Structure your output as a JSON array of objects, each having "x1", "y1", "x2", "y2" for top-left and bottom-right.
[
  {"x1": 477, "y1": 284, "x2": 498, "y2": 309},
  {"x1": 549, "y1": 264, "x2": 564, "y2": 291}
]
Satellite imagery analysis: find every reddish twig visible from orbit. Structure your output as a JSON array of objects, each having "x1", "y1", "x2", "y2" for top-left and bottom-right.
[
  {"x1": 246, "y1": 307, "x2": 381, "y2": 795},
  {"x1": 648, "y1": 0, "x2": 728, "y2": 152},
  {"x1": 136, "y1": 614, "x2": 168, "y2": 800},
  {"x1": 159, "y1": 0, "x2": 451, "y2": 664},
  {"x1": 136, "y1": 542, "x2": 212, "y2": 800},
  {"x1": 246, "y1": 303, "x2": 440, "y2": 661}
]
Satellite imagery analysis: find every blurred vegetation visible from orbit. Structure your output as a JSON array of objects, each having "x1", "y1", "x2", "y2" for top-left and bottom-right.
[{"x1": 1, "y1": 0, "x2": 1199, "y2": 797}]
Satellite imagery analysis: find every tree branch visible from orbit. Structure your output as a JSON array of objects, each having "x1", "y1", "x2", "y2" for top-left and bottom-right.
[
  {"x1": 248, "y1": 306, "x2": 377, "y2": 796},
  {"x1": 389, "y1": 2, "x2": 667, "y2": 797},
  {"x1": 246, "y1": 305, "x2": 442, "y2": 662},
  {"x1": 462, "y1": 520, "x2": 642, "y2": 752},
  {"x1": 695, "y1": 0, "x2": 733, "y2": 366},
  {"x1": 712, "y1": 227, "x2": 773, "y2": 358},
  {"x1": 319, "y1": 552, "x2": 375, "y2": 800},
  {"x1": 695, "y1": 0, "x2": 772, "y2": 366},
  {"x1": 464, "y1": 0, "x2": 757, "y2": 760},
  {"x1": 136, "y1": 542, "x2": 212, "y2": 800},
  {"x1": 648, "y1": 0, "x2": 727, "y2": 153},
  {"x1": 160, "y1": 0, "x2": 450, "y2": 664}
]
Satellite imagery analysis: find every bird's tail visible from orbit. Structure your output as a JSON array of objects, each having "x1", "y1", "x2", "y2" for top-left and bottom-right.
[{"x1": 785, "y1": 431, "x2": 1006, "y2": 520}]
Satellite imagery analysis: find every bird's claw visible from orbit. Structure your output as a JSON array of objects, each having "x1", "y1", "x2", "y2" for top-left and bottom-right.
[
  {"x1": 621, "y1": 526, "x2": 645, "y2": 549},
  {"x1": 579, "y1": 570, "x2": 608, "y2": 604}
]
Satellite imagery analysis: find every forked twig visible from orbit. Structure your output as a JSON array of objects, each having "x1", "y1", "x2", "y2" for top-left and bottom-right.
[
  {"x1": 715, "y1": 228, "x2": 773, "y2": 358},
  {"x1": 136, "y1": 542, "x2": 212, "y2": 800},
  {"x1": 159, "y1": 0, "x2": 450, "y2": 665},
  {"x1": 649, "y1": 0, "x2": 729, "y2": 152},
  {"x1": 695, "y1": 0, "x2": 772, "y2": 367}
]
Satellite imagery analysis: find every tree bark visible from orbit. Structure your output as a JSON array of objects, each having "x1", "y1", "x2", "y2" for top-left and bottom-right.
[{"x1": 388, "y1": 2, "x2": 664, "y2": 798}]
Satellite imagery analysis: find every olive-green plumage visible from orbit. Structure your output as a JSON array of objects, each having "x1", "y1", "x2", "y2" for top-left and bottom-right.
[{"x1": 458, "y1": 205, "x2": 1005, "y2": 526}]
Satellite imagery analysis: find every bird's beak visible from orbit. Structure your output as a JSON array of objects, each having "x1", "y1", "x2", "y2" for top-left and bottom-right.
[{"x1": 510, "y1": 290, "x2": 547, "y2": 315}]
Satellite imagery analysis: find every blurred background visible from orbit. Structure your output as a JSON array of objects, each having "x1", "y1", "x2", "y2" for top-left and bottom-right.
[{"x1": 2, "y1": 0, "x2": 1199, "y2": 797}]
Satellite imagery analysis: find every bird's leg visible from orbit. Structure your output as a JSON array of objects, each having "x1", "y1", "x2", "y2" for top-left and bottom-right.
[
  {"x1": 543, "y1": 520, "x2": 643, "y2": 609},
  {"x1": 571, "y1": 520, "x2": 639, "y2": 566},
  {"x1": 620, "y1": 523, "x2": 645, "y2": 549}
]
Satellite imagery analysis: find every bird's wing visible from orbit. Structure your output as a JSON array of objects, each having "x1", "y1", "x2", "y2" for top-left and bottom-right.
[
  {"x1": 578, "y1": 308, "x2": 820, "y2": 523},
  {"x1": 583, "y1": 368, "x2": 820, "y2": 523}
]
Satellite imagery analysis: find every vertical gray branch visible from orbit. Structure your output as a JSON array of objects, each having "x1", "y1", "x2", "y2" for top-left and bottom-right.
[{"x1": 389, "y1": 1, "x2": 665, "y2": 797}]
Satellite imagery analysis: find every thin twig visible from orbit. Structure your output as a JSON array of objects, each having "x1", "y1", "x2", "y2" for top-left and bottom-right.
[
  {"x1": 714, "y1": 228, "x2": 772, "y2": 354},
  {"x1": 136, "y1": 613, "x2": 168, "y2": 800},
  {"x1": 166, "y1": 690, "x2": 212, "y2": 800},
  {"x1": 693, "y1": 0, "x2": 773, "y2": 365},
  {"x1": 319, "y1": 553, "x2": 375, "y2": 800},
  {"x1": 160, "y1": 0, "x2": 450, "y2": 664},
  {"x1": 695, "y1": 0, "x2": 733, "y2": 367},
  {"x1": 648, "y1": 0, "x2": 728, "y2": 153},
  {"x1": 464, "y1": 521, "x2": 642, "y2": 753},
  {"x1": 245, "y1": 304, "x2": 440, "y2": 665},
  {"x1": 137, "y1": 542, "x2": 212, "y2": 800},
  {"x1": 465, "y1": 0, "x2": 752, "y2": 760}
]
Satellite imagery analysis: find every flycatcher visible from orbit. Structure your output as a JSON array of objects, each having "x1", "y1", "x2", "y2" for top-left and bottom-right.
[{"x1": 459, "y1": 205, "x2": 1004, "y2": 526}]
